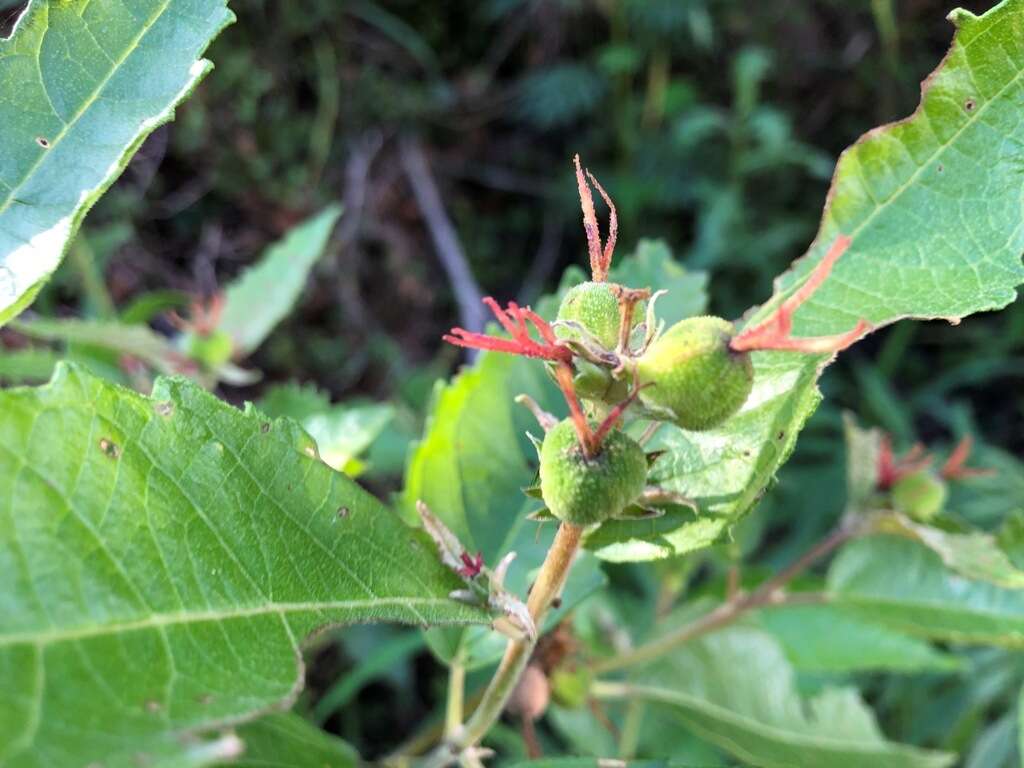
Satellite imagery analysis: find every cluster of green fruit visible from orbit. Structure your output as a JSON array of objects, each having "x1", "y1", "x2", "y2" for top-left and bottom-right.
[{"x1": 539, "y1": 280, "x2": 756, "y2": 527}]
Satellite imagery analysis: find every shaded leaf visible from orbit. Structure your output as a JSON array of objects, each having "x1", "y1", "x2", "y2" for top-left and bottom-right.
[
  {"x1": 613, "y1": 626, "x2": 954, "y2": 767},
  {"x1": 0, "y1": 364, "x2": 486, "y2": 767},
  {"x1": 0, "y1": 0, "x2": 234, "y2": 325},
  {"x1": 226, "y1": 712, "x2": 358, "y2": 768},
  {"x1": 828, "y1": 536, "x2": 1024, "y2": 646},
  {"x1": 757, "y1": 602, "x2": 963, "y2": 674}
]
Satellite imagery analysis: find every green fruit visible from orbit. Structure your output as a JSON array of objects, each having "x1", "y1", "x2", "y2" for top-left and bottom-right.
[
  {"x1": 635, "y1": 316, "x2": 754, "y2": 431},
  {"x1": 185, "y1": 329, "x2": 234, "y2": 368},
  {"x1": 892, "y1": 471, "x2": 947, "y2": 521},
  {"x1": 557, "y1": 281, "x2": 639, "y2": 350},
  {"x1": 539, "y1": 419, "x2": 647, "y2": 526}
]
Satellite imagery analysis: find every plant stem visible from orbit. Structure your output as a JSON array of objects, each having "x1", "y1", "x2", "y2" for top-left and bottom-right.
[
  {"x1": 422, "y1": 522, "x2": 583, "y2": 766},
  {"x1": 592, "y1": 522, "x2": 857, "y2": 676},
  {"x1": 445, "y1": 655, "x2": 465, "y2": 739}
]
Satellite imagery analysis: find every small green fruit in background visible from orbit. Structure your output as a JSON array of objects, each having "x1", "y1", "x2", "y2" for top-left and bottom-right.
[
  {"x1": 185, "y1": 329, "x2": 234, "y2": 369},
  {"x1": 550, "y1": 666, "x2": 592, "y2": 709},
  {"x1": 635, "y1": 316, "x2": 754, "y2": 431},
  {"x1": 892, "y1": 471, "x2": 948, "y2": 521},
  {"x1": 557, "y1": 281, "x2": 639, "y2": 350},
  {"x1": 539, "y1": 419, "x2": 647, "y2": 526}
]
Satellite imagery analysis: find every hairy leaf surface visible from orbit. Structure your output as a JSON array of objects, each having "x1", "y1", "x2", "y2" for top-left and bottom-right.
[{"x1": 0, "y1": 365, "x2": 486, "y2": 767}]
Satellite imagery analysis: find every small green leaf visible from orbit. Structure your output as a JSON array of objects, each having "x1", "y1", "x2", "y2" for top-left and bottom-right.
[
  {"x1": 218, "y1": 205, "x2": 342, "y2": 356},
  {"x1": 0, "y1": 364, "x2": 487, "y2": 767},
  {"x1": 757, "y1": 602, "x2": 963, "y2": 673},
  {"x1": 613, "y1": 626, "x2": 954, "y2": 768},
  {"x1": 829, "y1": 536, "x2": 1024, "y2": 646},
  {"x1": 226, "y1": 712, "x2": 359, "y2": 768},
  {"x1": 0, "y1": 0, "x2": 235, "y2": 325},
  {"x1": 596, "y1": 0, "x2": 1024, "y2": 560}
]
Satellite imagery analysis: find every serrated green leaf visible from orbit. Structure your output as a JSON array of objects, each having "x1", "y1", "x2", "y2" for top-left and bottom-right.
[
  {"x1": 828, "y1": 536, "x2": 1024, "y2": 646},
  {"x1": 604, "y1": 626, "x2": 954, "y2": 768},
  {"x1": 225, "y1": 712, "x2": 359, "y2": 768},
  {"x1": 0, "y1": 364, "x2": 487, "y2": 768},
  {"x1": 757, "y1": 602, "x2": 963, "y2": 674},
  {"x1": 596, "y1": 0, "x2": 1024, "y2": 561},
  {"x1": 403, "y1": 351, "x2": 605, "y2": 669},
  {"x1": 218, "y1": 205, "x2": 342, "y2": 356},
  {"x1": 0, "y1": 0, "x2": 235, "y2": 326}
]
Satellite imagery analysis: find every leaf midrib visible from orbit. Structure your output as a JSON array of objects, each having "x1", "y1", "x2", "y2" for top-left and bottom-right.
[
  {"x1": 0, "y1": 0, "x2": 173, "y2": 215},
  {"x1": 0, "y1": 596, "x2": 465, "y2": 648}
]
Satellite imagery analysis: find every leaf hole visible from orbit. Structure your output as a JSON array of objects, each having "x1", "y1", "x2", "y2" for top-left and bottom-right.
[
  {"x1": 154, "y1": 401, "x2": 173, "y2": 417},
  {"x1": 964, "y1": 98, "x2": 977, "y2": 112},
  {"x1": 336, "y1": 506, "x2": 350, "y2": 519},
  {"x1": 35, "y1": 136, "x2": 50, "y2": 149},
  {"x1": 144, "y1": 700, "x2": 161, "y2": 713},
  {"x1": 937, "y1": 164, "x2": 944, "y2": 173},
  {"x1": 260, "y1": 422, "x2": 270, "y2": 433},
  {"x1": 99, "y1": 438, "x2": 120, "y2": 459}
]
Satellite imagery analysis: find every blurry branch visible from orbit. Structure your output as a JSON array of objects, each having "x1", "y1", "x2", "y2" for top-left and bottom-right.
[
  {"x1": 333, "y1": 132, "x2": 386, "y2": 333},
  {"x1": 399, "y1": 135, "x2": 486, "y2": 337},
  {"x1": 517, "y1": 207, "x2": 563, "y2": 305}
]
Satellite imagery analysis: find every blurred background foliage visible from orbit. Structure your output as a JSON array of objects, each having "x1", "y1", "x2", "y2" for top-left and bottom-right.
[{"x1": 2, "y1": 0, "x2": 1022, "y2": 764}]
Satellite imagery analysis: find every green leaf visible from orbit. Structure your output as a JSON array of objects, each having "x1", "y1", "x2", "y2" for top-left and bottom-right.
[
  {"x1": 828, "y1": 536, "x2": 1024, "y2": 646},
  {"x1": 403, "y1": 351, "x2": 605, "y2": 669},
  {"x1": 598, "y1": 0, "x2": 1024, "y2": 560},
  {"x1": 757, "y1": 602, "x2": 963, "y2": 674},
  {"x1": 0, "y1": 346, "x2": 59, "y2": 384},
  {"x1": 11, "y1": 316, "x2": 187, "y2": 375},
  {"x1": 609, "y1": 626, "x2": 954, "y2": 768},
  {"x1": 0, "y1": 364, "x2": 487, "y2": 768},
  {"x1": 886, "y1": 517, "x2": 1024, "y2": 589},
  {"x1": 609, "y1": 239, "x2": 709, "y2": 327},
  {"x1": 0, "y1": 0, "x2": 235, "y2": 326},
  {"x1": 225, "y1": 712, "x2": 359, "y2": 768},
  {"x1": 218, "y1": 205, "x2": 342, "y2": 356}
]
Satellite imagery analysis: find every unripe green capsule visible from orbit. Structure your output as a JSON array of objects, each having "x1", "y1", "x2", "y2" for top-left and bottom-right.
[
  {"x1": 635, "y1": 316, "x2": 754, "y2": 431},
  {"x1": 539, "y1": 419, "x2": 647, "y2": 526},
  {"x1": 556, "y1": 281, "x2": 640, "y2": 350},
  {"x1": 891, "y1": 471, "x2": 947, "y2": 522}
]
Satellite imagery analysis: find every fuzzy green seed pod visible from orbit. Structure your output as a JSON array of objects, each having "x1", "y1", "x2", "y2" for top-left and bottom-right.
[
  {"x1": 557, "y1": 281, "x2": 639, "y2": 350},
  {"x1": 635, "y1": 316, "x2": 754, "y2": 431},
  {"x1": 539, "y1": 419, "x2": 647, "y2": 526},
  {"x1": 891, "y1": 471, "x2": 948, "y2": 522}
]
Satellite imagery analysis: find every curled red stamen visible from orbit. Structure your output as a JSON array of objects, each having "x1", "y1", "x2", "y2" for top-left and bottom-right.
[
  {"x1": 731, "y1": 236, "x2": 872, "y2": 354},
  {"x1": 444, "y1": 297, "x2": 572, "y2": 364},
  {"x1": 940, "y1": 436, "x2": 995, "y2": 480},
  {"x1": 575, "y1": 154, "x2": 617, "y2": 283},
  {"x1": 458, "y1": 551, "x2": 484, "y2": 579},
  {"x1": 877, "y1": 435, "x2": 933, "y2": 490}
]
